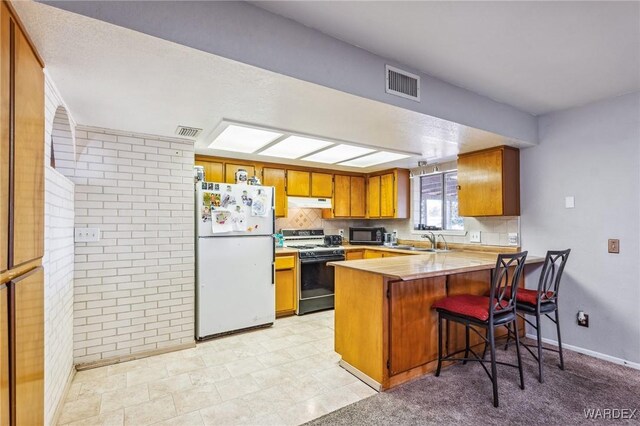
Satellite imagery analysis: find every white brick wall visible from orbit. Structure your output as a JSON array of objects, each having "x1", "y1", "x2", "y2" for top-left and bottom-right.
[
  {"x1": 69, "y1": 126, "x2": 195, "y2": 365},
  {"x1": 43, "y1": 74, "x2": 77, "y2": 426},
  {"x1": 43, "y1": 167, "x2": 75, "y2": 425}
]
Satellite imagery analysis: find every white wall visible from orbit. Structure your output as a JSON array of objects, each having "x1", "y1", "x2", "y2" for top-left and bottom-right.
[
  {"x1": 43, "y1": 76, "x2": 76, "y2": 425},
  {"x1": 70, "y1": 126, "x2": 195, "y2": 365},
  {"x1": 520, "y1": 92, "x2": 640, "y2": 364}
]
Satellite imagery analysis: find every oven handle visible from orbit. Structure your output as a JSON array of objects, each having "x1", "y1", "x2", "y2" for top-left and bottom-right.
[{"x1": 299, "y1": 256, "x2": 346, "y2": 264}]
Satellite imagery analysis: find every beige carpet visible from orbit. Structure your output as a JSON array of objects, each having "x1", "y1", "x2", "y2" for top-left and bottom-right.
[{"x1": 307, "y1": 341, "x2": 640, "y2": 425}]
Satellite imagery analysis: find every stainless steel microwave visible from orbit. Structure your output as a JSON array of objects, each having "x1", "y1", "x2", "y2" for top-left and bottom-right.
[{"x1": 349, "y1": 227, "x2": 385, "y2": 245}]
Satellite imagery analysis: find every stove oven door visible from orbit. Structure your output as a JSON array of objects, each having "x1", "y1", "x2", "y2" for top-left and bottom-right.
[{"x1": 299, "y1": 255, "x2": 345, "y2": 300}]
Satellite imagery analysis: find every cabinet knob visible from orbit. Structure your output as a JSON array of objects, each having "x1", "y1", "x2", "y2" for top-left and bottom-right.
[{"x1": 457, "y1": 185, "x2": 461, "y2": 190}]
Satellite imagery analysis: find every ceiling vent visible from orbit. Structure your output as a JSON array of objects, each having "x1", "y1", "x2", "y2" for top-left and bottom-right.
[
  {"x1": 175, "y1": 125, "x2": 202, "y2": 138},
  {"x1": 385, "y1": 65, "x2": 420, "y2": 102}
]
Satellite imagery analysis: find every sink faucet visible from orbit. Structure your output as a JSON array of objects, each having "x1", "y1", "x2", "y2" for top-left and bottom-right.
[
  {"x1": 437, "y1": 234, "x2": 449, "y2": 251},
  {"x1": 421, "y1": 232, "x2": 436, "y2": 248}
]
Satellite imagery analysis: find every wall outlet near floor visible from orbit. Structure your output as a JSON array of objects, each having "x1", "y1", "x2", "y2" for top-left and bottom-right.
[
  {"x1": 469, "y1": 231, "x2": 481, "y2": 243},
  {"x1": 608, "y1": 239, "x2": 620, "y2": 254},
  {"x1": 565, "y1": 196, "x2": 575, "y2": 209},
  {"x1": 75, "y1": 227, "x2": 100, "y2": 242},
  {"x1": 577, "y1": 311, "x2": 589, "y2": 327}
]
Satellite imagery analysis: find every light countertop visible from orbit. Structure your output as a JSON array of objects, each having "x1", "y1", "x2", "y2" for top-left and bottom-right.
[{"x1": 329, "y1": 250, "x2": 543, "y2": 281}]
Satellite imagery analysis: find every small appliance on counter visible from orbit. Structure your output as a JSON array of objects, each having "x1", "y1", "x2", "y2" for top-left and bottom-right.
[
  {"x1": 324, "y1": 234, "x2": 342, "y2": 247},
  {"x1": 383, "y1": 232, "x2": 398, "y2": 247},
  {"x1": 349, "y1": 226, "x2": 385, "y2": 245}
]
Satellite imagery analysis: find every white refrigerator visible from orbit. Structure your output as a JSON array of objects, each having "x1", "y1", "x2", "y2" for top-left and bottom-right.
[{"x1": 195, "y1": 181, "x2": 275, "y2": 340}]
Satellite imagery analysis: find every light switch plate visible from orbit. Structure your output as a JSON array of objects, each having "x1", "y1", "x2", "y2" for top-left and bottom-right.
[
  {"x1": 470, "y1": 231, "x2": 481, "y2": 243},
  {"x1": 565, "y1": 196, "x2": 575, "y2": 209},
  {"x1": 508, "y1": 233, "x2": 519, "y2": 246},
  {"x1": 608, "y1": 239, "x2": 619, "y2": 254},
  {"x1": 75, "y1": 227, "x2": 100, "y2": 242}
]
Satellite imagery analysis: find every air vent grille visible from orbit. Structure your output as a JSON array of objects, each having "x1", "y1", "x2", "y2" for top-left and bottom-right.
[
  {"x1": 385, "y1": 65, "x2": 420, "y2": 102},
  {"x1": 175, "y1": 125, "x2": 202, "y2": 138}
]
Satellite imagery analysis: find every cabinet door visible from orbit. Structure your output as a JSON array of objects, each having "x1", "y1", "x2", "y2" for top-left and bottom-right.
[
  {"x1": 368, "y1": 176, "x2": 381, "y2": 218},
  {"x1": 380, "y1": 173, "x2": 395, "y2": 218},
  {"x1": 286, "y1": 170, "x2": 310, "y2": 196},
  {"x1": 457, "y1": 149, "x2": 503, "y2": 216},
  {"x1": 345, "y1": 250, "x2": 363, "y2": 260},
  {"x1": 350, "y1": 176, "x2": 366, "y2": 217},
  {"x1": 262, "y1": 168, "x2": 287, "y2": 217},
  {"x1": 311, "y1": 172, "x2": 332, "y2": 198},
  {"x1": 275, "y1": 269, "x2": 296, "y2": 315},
  {"x1": 333, "y1": 175, "x2": 351, "y2": 217},
  {"x1": 388, "y1": 277, "x2": 446, "y2": 375},
  {"x1": 225, "y1": 163, "x2": 256, "y2": 184},
  {"x1": 195, "y1": 158, "x2": 223, "y2": 183},
  {"x1": 0, "y1": 284, "x2": 8, "y2": 426},
  {"x1": 12, "y1": 23, "x2": 44, "y2": 267},
  {"x1": 0, "y1": 4, "x2": 9, "y2": 274},
  {"x1": 363, "y1": 250, "x2": 383, "y2": 259},
  {"x1": 11, "y1": 267, "x2": 44, "y2": 425}
]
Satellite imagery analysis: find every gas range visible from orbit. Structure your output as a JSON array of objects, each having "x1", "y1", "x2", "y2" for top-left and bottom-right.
[{"x1": 281, "y1": 229, "x2": 344, "y2": 315}]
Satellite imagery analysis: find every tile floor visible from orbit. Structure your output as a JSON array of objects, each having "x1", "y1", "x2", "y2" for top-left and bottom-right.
[{"x1": 59, "y1": 310, "x2": 377, "y2": 425}]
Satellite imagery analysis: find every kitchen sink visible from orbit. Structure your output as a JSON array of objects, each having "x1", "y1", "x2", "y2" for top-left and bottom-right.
[{"x1": 390, "y1": 246, "x2": 454, "y2": 253}]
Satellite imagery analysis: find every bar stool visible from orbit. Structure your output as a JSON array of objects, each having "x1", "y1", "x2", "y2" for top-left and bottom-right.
[
  {"x1": 433, "y1": 251, "x2": 528, "y2": 407},
  {"x1": 505, "y1": 249, "x2": 571, "y2": 383}
]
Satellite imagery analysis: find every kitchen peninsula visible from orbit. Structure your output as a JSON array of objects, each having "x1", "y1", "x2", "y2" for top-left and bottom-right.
[{"x1": 329, "y1": 251, "x2": 543, "y2": 391}]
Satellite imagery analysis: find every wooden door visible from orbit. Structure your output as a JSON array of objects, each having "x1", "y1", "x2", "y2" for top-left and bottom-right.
[
  {"x1": 12, "y1": 22, "x2": 44, "y2": 268},
  {"x1": 389, "y1": 277, "x2": 447, "y2": 375},
  {"x1": 457, "y1": 149, "x2": 503, "y2": 216},
  {"x1": 380, "y1": 173, "x2": 395, "y2": 218},
  {"x1": 286, "y1": 170, "x2": 310, "y2": 196},
  {"x1": 225, "y1": 163, "x2": 255, "y2": 184},
  {"x1": 333, "y1": 175, "x2": 350, "y2": 217},
  {"x1": 0, "y1": 3, "x2": 9, "y2": 274},
  {"x1": 0, "y1": 284, "x2": 8, "y2": 426},
  {"x1": 262, "y1": 168, "x2": 287, "y2": 217},
  {"x1": 345, "y1": 250, "x2": 363, "y2": 260},
  {"x1": 368, "y1": 175, "x2": 380, "y2": 218},
  {"x1": 11, "y1": 267, "x2": 44, "y2": 426},
  {"x1": 195, "y1": 158, "x2": 223, "y2": 183},
  {"x1": 311, "y1": 172, "x2": 332, "y2": 198},
  {"x1": 350, "y1": 176, "x2": 366, "y2": 217}
]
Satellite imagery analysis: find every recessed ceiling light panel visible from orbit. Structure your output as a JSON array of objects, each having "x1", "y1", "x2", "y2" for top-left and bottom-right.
[
  {"x1": 208, "y1": 125, "x2": 283, "y2": 153},
  {"x1": 259, "y1": 136, "x2": 333, "y2": 159},
  {"x1": 301, "y1": 144, "x2": 375, "y2": 164},
  {"x1": 339, "y1": 151, "x2": 411, "y2": 167}
]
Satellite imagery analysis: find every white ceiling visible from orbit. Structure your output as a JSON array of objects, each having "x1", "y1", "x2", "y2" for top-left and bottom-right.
[
  {"x1": 15, "y1": 1, "x2": 530, "y2": 172},
  {"x1": 253, "y1": 1, "x2": 640, "y2": 116}
]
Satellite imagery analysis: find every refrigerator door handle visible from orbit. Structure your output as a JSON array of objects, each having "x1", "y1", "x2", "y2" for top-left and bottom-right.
[{"x1": 271, "y1": 262, "x2": 275, "y2": 285}]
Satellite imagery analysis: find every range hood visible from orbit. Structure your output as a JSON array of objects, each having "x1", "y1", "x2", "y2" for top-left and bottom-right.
[{"x1": 287, "y1": 196, "x2": 332, "y2": 209}]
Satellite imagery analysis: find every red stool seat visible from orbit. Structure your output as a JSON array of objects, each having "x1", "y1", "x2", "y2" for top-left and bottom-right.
[
  {"x1": 432, "y1": 295, "x2": 509, "y2": 321},
  {"x1": 505, "y1": 287, "x2": 554, "y2": 306}
]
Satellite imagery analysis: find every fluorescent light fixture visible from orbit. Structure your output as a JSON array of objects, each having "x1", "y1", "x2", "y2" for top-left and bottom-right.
[
  {"x1": 339, "y1": 151, "x2": 411, "y2": 167},
  {"x1": 259, "y1": 136, "x2": 333, "y2": 159},
  {"x1": 302, "y1": 144, "x2": 375, "y2": 164},
  {"x1": 208, "y1": 125, "x2": 282, "y2": 153}
]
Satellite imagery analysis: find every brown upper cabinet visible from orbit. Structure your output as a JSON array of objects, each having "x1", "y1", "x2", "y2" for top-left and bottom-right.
[
  {"x1": 4, "y1": 2, "x2": 44, "y2": 269},
  {"x1": 0, "y1": 3, "x2": 8, "y2": 274},
  {"x1": 262, "y1": 167, "x2": 287, "y2": 217},
  {"x1": 194, "y1": 158, "x2": 223, "y2": 183},
  {"x1": 457, "y1": 146, "x2": 520, "y2": 217},
  {"x1": 367, "y1": 169, "x2": 410, "y2": 219},
  {"x1": 287, "y1": 170, "x2": 332, "y2": 197},
  {"x1": 225, "y1": 163, "x2": 256, "y2": 184},
  {"x1": 325, "y1": 175, "x2": 365, "y2": 218}
]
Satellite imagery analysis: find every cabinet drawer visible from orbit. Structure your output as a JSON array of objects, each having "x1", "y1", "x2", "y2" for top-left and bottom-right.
[{"x1": 275, "y1": 256, "x2": 296, "y2": 270}]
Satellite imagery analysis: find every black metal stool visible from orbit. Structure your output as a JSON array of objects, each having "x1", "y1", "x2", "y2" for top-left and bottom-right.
[
  {"x1": 433, "y1": 251, "x2": 528, "y2": 407},
  {"x1": 505, "y1": 249, "x2": 571, "y2": 383}
]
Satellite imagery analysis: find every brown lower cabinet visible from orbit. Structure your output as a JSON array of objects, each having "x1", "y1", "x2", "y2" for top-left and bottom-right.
[{"x1": 275, "y1": 255, "x2": 297, "y2": 317}]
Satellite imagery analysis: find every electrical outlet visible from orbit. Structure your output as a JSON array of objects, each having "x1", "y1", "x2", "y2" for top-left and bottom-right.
[
  {"x1": 577, "y1": 311, "x2": 589, "y2": 327},
  {"x1": 75, "y1": 227, "x2": 100, "y2": 242},
  {"x1": 470, "y1": 231, "x2": 481, "y2": 243},
  {"x1": 608, "y1": 239, "x2": 619, "y2": 254},
  {"x1": 338, "y1": 229, "x2": 344, "y2": 237},
  {"x1": 508, "y1": 233, "x2": 519, "y2": 246},
  {"x1": 565, "y1": 196, "x2": 575, "y2": 209}
]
